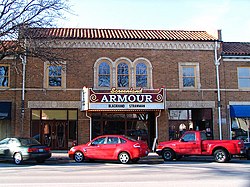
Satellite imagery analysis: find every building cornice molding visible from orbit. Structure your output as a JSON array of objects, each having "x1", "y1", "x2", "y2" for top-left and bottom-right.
[{"x1": 40, "y1": 39, "x2": 215, "y2": 51}]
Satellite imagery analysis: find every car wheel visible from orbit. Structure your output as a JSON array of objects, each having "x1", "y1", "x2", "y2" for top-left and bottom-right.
[
  {"x1": 162, "y1": 149, "x2": 175, "y2": 161},
  {"x1": 118, "y1": 152, "x2": 130, "y2": 164},
  {"x1": 74, "y1": 151, "x2": 85, "y2": 163},
  {"x1": 214, "y1": 149, "x2": 229, "y2": 163},
  {"x1": 14, "y1": 152, "x2": 23, "y2": 165}
]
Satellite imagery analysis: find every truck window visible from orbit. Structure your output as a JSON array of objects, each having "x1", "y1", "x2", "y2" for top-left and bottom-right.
[
  {"x1": 201, "y1": 132, "x2": 207, "y2": 140},
  {"x1": 182, "y1": 133, "x2": 196, "y2": 142}
]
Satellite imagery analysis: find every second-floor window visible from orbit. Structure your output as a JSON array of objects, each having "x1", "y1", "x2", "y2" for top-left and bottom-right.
[
  {"x1": 179, "y1": 63, "x2": 200, "y2": 89},
  {"x1": 44, "y1": 62, "x2": 66, "y2": 89},
  {"x1": 238, "y1": 67, "x2": 250, "y2": 88},
  {"x1": 182, "y1": 66, "x2": 195, "y2": 87},
  {"x1": 117, "y1": 62, "x2": 129, "y2": 88},
  {"x1": 0, "y1": 65, "x2": 9, "y2": 87},
  {"x1": 94, "y1": 57, "x2": 152, "y2": 89},
  {"x1": 98, "y1": 62, "x2": 110, "y2": 87},
  {"x1": 49, "y1": 66, "x2": 62, "y2": 87},
  {"x1": 136, "y1": 63, "x2": 147, "y2": 87}
]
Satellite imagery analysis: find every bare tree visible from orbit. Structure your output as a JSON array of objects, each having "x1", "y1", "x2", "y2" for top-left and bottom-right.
[{"x1": 0, "y1": 0, "x2": 70, "y2": 60}]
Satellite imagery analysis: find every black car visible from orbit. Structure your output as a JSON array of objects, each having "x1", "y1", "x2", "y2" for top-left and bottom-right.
[
  {"x1": 0, "y1": 137, "x2": 51, "y2": 164},
  {"x1": 244, "y1": 142, "x2": 250, "y2": 160}
]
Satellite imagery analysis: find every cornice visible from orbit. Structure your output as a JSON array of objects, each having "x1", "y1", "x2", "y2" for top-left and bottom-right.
[{"x1": 41, "y1": 39, "x2": 215, "y2": 51}]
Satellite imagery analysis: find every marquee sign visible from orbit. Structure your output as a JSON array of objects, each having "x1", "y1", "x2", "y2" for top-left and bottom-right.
[{"x1": 81, "y1": 87, "x2": 165, "y2": 111}]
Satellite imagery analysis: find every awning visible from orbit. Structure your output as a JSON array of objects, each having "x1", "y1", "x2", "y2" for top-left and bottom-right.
[
  {"x1": 0, "y1": 102, "x2": 11, "y2": 120},
  {"x1": 230, "y1": 105, "x2": 250, "y2": 118}
]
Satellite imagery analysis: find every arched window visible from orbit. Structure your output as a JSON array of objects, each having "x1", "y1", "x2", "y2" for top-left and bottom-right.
[
  {"x1": 98, "y1": 62, "x2": 110, "y2": 87},
  {"x1": 136, "y1": 63, "x2": 147, "y2": 88},
  {"x1": 117, "y1": 62, "x2": 129, "y2": 88}
]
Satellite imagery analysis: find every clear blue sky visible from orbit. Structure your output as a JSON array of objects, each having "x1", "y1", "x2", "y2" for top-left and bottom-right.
[{"x1": 60, "y1": 0, "x2": 250, "y2": 42}]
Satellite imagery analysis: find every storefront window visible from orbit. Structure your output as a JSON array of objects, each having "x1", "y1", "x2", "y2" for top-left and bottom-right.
[
  {"x1": 32, "y1": 110, "x2": 40, "y2": 120},
  {"x1": 31, "y1": 109, "x2": 78, "y2": 149},
  {"x1": 41, "y1": 110, "x2": 67, "y2": 120},
  {"x1": 68, "y1": 110, "x2": 77, "y2": 120},
  {"x1": 231, "y1": 117, "x2": 250, "y2": 142}
]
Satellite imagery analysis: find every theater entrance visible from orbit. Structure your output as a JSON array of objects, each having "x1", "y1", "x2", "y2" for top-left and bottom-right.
[{"x1": 91, "y1": 112, "x2": 155, "y2": 148}]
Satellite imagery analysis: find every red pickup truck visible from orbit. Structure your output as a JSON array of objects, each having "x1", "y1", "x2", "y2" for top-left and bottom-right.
[{"x1": 156, "y1": 131, "x2": 245, "y2": 163}]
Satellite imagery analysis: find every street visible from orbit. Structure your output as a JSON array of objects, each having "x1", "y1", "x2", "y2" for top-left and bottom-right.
[{"x1": 0, "y1": 157, "x2": 249, "y2": 187}]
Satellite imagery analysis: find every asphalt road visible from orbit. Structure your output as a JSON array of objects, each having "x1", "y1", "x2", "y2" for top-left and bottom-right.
[{"x1": 0, "y1": 157, "x2": 249, "y2": 187}]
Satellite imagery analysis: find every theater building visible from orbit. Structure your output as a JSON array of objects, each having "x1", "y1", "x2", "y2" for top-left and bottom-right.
[{"x1": 1, "y1": 28, "x2": 235, "y2": 150}]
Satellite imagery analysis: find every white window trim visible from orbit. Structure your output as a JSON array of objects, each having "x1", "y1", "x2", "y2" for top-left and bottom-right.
[{"x1": 179, "y1": 62, "x2": 200, "y2": 90}]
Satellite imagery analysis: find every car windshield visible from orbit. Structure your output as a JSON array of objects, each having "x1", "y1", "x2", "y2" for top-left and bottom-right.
[{"x1": 19, "y1": 138, "x2": 41, "y2": 146}]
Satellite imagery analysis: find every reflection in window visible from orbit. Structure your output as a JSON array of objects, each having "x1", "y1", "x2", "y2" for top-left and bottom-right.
[
  {"x1": 49, "y1": 66, "x2": 62, "y2": 87},
  {"x1": 136, "y1": 63, "x2": 147, "y2": 87},
  {"x1": 183, "y1": 66, "x2": 195, "y2": 87},
  {"x1": 117, "y1": 63, "x2": 129, "y2": 87},
  {"x1": 238, "y1": 67, "x2": 250, "y2": 88},
  {"x1": 98, "y1": 62, "x2": 110, "y2": 87},
  {"x1": 0, "y1": 66, "x2": 9, "y2": 87}
]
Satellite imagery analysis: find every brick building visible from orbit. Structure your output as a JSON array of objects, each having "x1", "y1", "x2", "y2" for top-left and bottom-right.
[{"x1": 0, "y1": 28, "x2": 249, "y2": 150}]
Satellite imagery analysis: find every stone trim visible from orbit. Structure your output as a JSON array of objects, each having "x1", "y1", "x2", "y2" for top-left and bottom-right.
[
  {"x1": 40, "y1": 39, "x2": 215, "y2": 50},
  {"x1": 28, "y1": 101, "x2": 81, "y2": 109},
  {"x1": 166, "y1": 101, "x2": 215, "y2": 108}
]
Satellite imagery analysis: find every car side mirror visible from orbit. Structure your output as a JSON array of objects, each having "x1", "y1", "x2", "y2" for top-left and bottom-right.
[{"x1": 180, "y1": 138, "x2": 185, "y2": 142}]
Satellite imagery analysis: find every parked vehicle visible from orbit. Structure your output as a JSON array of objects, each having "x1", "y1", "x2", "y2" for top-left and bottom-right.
[
  {"x1": 244, "y1": 142, "x2": 250, "y2": 160},
  {"x1": 156, "y1": 131, "x2": 245, "y2": 163},
  {"x1": 0, "y1": 137, "x2": 51, "y2": 165},
  {"x1": 68, "y1": 135, "x2": 150, "y2": 164}
]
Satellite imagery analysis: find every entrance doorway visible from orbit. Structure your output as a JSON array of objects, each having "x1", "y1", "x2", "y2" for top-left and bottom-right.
[
  {"x1": 92, "y1": 112, "x2": 155, "y2": 148},
  {"x1": 41, "y1": 121, "x2": 68, "y2": 150}
]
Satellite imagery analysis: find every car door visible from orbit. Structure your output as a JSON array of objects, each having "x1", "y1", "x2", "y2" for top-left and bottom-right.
[
  {"x1": 85, "y1": 137, "x2": 106, "y2": 159},
  {"x1": 0, "y1": 138, "x2": 10, "y2": 159},
  {"x1": 177, "y1": 132, "x2": 200, "y2": 155},
  {"x1": 103, "y1": 136, "x2": 119, "y2": 159}
]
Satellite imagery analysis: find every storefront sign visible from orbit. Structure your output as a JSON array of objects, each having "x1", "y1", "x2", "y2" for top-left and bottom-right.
[{"x1": 81, "y1": 87, "x2": 165, "y2": 111}]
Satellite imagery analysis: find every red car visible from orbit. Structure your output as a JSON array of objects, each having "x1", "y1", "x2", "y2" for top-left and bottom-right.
[{"x1": 68, "y1": 135, "x2": 150, "y2": 164}]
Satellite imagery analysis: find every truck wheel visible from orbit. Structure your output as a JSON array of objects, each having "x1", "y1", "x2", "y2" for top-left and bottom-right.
[
  {"x1": 74, "y1": 151, "x2": 85, "y2": 163},
  {"x1": 162, "y1": 149, "x2": 175, "y2": 161},
  {"x1": 214, "y1": 149, "x2": 229, "y2": 163}
]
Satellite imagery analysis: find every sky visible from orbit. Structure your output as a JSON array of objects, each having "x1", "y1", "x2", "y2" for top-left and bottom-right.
[{"x1": 59, "y1": 0, "x2": 250, "y2": 42}]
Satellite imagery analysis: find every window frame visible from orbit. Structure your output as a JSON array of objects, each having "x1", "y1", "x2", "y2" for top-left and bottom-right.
[
  {"x1": 94, "y1": 57, "x2": 152, "y2": 89},
  {"x1": 237, "y1": 67, "x2": 250, "y2": 89},
  {"x1": 0, "y1": 64, "x2": 10, "y2": 88},
  {"x1": 179, "y1": 62, "x2": 200, "y2": 89},
  {"x1": 44, "y1": 61, "x2": 66, "y2": 89}
]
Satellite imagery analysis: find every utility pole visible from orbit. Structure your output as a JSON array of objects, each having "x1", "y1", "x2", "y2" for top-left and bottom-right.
[{"x1": 214, "y1": 41, "x2": 222, "y2": 140}]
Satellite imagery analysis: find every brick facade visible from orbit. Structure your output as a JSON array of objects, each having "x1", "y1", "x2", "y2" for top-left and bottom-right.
[{"x1": 1, "y1": 29, "x2": 249, "y2": 149}]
